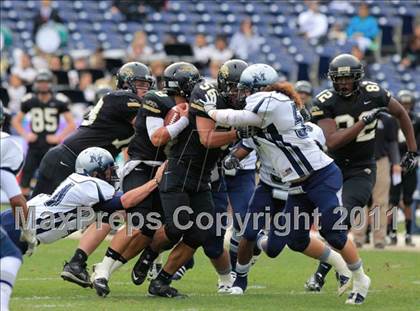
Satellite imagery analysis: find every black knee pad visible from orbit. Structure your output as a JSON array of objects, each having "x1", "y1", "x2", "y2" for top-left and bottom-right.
[
  {"x1": 320, "y1": 230, "x2": 348, "y2": 250},
  {"x1": 203, "y1": 235, "x2": 224, "y2": 259},
  {"x1": 287, "y1": 236, "x2": 310, "y2": 252}
]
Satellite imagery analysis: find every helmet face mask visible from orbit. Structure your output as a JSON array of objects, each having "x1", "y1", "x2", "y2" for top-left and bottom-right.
[
  {"x1": 34, "y1": 70, "x2": 54, "y2": 95},
  {"x1": 328, "y1": 54, "x2": 364, "y2": 97}
]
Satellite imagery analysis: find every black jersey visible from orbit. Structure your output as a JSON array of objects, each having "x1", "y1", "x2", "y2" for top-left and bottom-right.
[
  {"x1": 21, "y1": 93, "x2": 70, "y2": 149},
  {"x1": 397, "y1": 111, "x2": 420, "y2": 155},
  {"x1": 64, "y1": 90, "x2": 141, "y2": 157},
  {"x1": 169, "y1": 81, "x2": 230, "y2": 178},
  {"x1": 128, "y1": 90, "x2": 175, "y2": 162},
  {"x1": 311, "y1": 80, "x2": 391, "y2": 166}
]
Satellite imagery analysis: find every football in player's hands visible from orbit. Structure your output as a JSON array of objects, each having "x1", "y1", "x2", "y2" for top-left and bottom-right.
[{"x1": 164, "y1": 103, "x2": 188, "y2": 126}]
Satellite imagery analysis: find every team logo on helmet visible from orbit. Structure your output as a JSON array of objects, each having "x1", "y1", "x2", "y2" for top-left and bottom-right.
[
  {"x1": 90, "y1": 155, "x2": 103, "y2": 167},
  {"x1": 253, "y1": 72, "x2": 266, "y2": 83},
  {"x1": 219, "y1": 64, "x2": 229, "y2": 79}
]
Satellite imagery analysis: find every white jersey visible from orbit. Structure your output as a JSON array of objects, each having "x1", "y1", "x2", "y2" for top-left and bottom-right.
[
  {"x1": 244, "y1": 91, "x2": 332, "y2": 182},
  {"x1": 0, "y1": 132, "x2": 24, "y2": 200},
  {"x1": 0, "y1": 132, "x2": 24, "y2": 174},
  {"x1": 27, "y1": 173, "x2": 115, "y2": 244}
]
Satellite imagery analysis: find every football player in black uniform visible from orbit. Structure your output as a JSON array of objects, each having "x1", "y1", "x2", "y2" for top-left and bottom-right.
[
  {"x1": 388, "y1": 90, "x2": 420, "y2": 247},
  {"x1": 307, "y1": 54, "x2": 417, "y2": 292},
  {"x1": 12, "y1": 70, "x2": 76, "y2": 198},
  {"x1": 131, "y1": 62, "x2": 251, "y2": 298},
  {"x1": 90, "y1": 62, "x2": 192, "y2": 297},
  {"x1": 30, "y1": 62, "x2": 153, "y2": 288}
]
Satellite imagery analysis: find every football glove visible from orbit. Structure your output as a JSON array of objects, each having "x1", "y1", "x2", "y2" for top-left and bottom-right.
[
  {"x1": 20, "y1": 228, "x2": 37, "y2": 256},
  {"x1": 361, "y1": 107, "x2": 387, "y2": 125},
  {"x1": 401, "y1": 151, "x2": 418, "y2": 172},
  {"x1": 236, "y1": 126, "x2": 261, "y2": 139},
  {"x1": 223, "y1": 154, "x2": 242, "y2": 170}
]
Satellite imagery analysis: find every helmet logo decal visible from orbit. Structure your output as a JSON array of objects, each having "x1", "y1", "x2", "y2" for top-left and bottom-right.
[
  {"x1": 90, "y1": 155, "x2": 103, "y2": 167},
  {"x1": 219, "y1": 65, "x2": 229, "y2": 79},
  {"x1": 253, "y1": 72, "x2": 266, "y2": 83}
]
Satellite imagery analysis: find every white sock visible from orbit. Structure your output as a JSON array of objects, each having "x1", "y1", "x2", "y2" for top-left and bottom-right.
[
  {"x1": 110, "y1": 260, "x2": 124, "y2": 274},
  {"x1": 319, "y1": 247, "x2": 350, "y2": 277},
  {"x1": 348, "y1": 260, "x2": 366, "y2": 282},
  {"x1": 95, "y1": 256, "x2": 115, "y2": 280},
  {"x1": 0, "y1": 283, "x2": 12, "y2": 311},
  {"x1": 0, "y1": 256, "x2": 22, "y2": 311},
  {"x1": 219, "y1": 272, "x2": 233, "y2": 285},
  {"x1": 235, "y1": 262, "x2": 251, "y2": 277}
]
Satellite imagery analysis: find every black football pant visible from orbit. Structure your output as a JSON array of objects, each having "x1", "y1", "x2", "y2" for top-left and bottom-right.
[
  {"x1": 31, "y1": 144, "x2": 77, "y2": 197},
  {"x1": 20, "y1": 146, "x2": 50, "y2": 188}
]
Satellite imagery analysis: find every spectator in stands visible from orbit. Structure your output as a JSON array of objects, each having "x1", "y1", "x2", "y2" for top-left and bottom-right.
[
  {"x1": 205, "y1": 60, "x2": 222, "y2": 84},
  {"x1": 126, "y1": 31, "x2": 153, "y2": 62},
  {"x1": 328, "y1": 22, "x2": 347, "y2": 45},
  {"x1": 32, "y1": 0, "x2": 63, "y2": 37},
  {"x1": 11, "y1": 51, "x2": 37, "y2": 85},
  {"x1": 230, "y1": 17, "x2": 262, "y2": 61},
  {"x1": 150, "y1": 59, "x2": 166, "y2": 90},
  {"x1": 401, "y1": 24, "x2": 420, "y2": 69},
  {"x1": 49, "y1": 55, "x2": 62, "y2": 71},
  {"x1": 6, "y1": 74, "x2": 26, "y2": 114},
  {"x1": 90, "y1": 47, "x2": 106, "y2": 70},
  {"x1": 346, "y1": 3, "x2": 379, "y2": 53},
  {"x1": 78, "y1": 71, "x2": 96, "y2": 104},
  {"x1": 193, "y1": 34, "x2": 212, "y2": 67},
  {"x1": 298, "y1": 1, "x2": 328, "y2": 43},
  {"x1": 211, "y1": 35, "x2": 233, "y2": 63}
]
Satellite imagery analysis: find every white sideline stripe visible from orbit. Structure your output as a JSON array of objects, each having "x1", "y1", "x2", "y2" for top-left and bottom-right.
[{"x1": 12, "y1": 290, "x2": 387, "y2": 301}]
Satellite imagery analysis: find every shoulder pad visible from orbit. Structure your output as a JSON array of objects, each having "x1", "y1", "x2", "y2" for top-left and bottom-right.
[
  {"x1": 313, "y1": 89, "x2": 336, "y2": 106},
  {"x1": 55, "y1": 93, "x2": 70, "y2": 103},
  {"x1": 359, "y1": 81, "x2": 387, "y2": 98},
  {"x1": 21, "y1": 93, "x2": 34, "y2": 103}
]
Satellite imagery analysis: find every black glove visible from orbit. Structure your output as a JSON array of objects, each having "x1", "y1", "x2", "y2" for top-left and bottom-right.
[
  {"x1": 236, "y1": 126, "x2": 261, "y2": 139},
  {"x1": 300, "y1": 107, "x2": 312, "y2": 122},
  {"x1": 361, "y1": 107, "x2": 388, "y2": 125},
  {"x1": 223, "y1": 154, "x2": 242, "y2": 170},
  {"x1": 401, "y1": 151, "x2": 418, "y2": 172}
]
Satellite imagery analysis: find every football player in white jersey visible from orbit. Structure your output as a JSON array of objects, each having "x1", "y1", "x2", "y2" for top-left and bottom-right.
[
  {"x1": 205, "y1": 64, "x2": 371, "y2": 305},
  {"x1": 0, "y1": 103, "x2": 35, "y2": 311},
  {"x1": 0, "y1": 146, "x2": 165, "y2": 287}
]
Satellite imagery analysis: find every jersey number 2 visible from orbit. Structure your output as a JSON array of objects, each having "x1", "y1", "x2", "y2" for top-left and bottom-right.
[{"x1": 335, "y1": 111, "x2": 377, "y2": 142}]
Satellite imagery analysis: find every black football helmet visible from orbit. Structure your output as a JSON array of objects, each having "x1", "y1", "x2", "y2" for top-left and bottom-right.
[
  {"x1": 116, "y1": 62, "x2": 154, "y2": 94},
  {"x1": 163, "y1": 62, "x2": 201, "y2": 99},
  {"x1": 217, "y1": 59, "x2": 248, "y2": 108},
  {"x1": 397, "y1": 90, "x2": 415, "y2": 105},
  {"x1": 328, "y1": 54, "x2": 364, "y2": 97},
  {"x1": 33, "y1": 69, "x2": 54, "y2": 94}
]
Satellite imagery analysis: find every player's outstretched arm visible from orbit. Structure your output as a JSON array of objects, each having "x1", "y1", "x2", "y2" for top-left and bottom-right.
[
  {"x1": 196, "y1": 116, "x2": 237, "y2": 148},
  {"x1": 318, "y1": 117, "x2": 366, "y2": 151},
  {"x1": 120, "y1": 161, "x2": 166, "y2": 209},
  {"x1": 207, "y1": 108, "x2": 262, "y2": 127}
]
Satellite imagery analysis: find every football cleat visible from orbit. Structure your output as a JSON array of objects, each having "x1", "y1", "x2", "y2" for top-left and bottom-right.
[
  {"x1": 336, "y1": 272, "x2": 352, "y2": 296},
  {"x1": 148, "y1": 279, "x2": 187, "y2": 298},
  {"x1": 92, "y1": 278, "x2": 110, "y2": 297},
  {"x1": 217, "y1": 275, "x2": 234, "y2": 294},
  {"x1": 405, "y1": 234, "x2": 416, "y2": 247},
  {"x1": 304, "y1": 272, "x2": 325, "y2": 292},
  {"x1": 147, "y1": 262, "x2": 162, "y2": 281},
  {"x1": 131, "y1": 250, "x2": 154, "y2": 286},
  {"x1": 345, "y1": 274, "x2": 371, "y2": 305},
  {"x1": 230, "y1": 274, "x2": 248, "y2": 295},
  {"x1": 61, "y1": 261, "x2": 91, "y2": 288},
  {"x1": 389, "y1": 233, "x2": 397, "y2": 245}
]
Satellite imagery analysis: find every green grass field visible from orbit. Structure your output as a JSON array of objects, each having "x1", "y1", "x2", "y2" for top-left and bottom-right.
[{"x1": 10, "y1": 238, "x2": 420, "y2": 311}]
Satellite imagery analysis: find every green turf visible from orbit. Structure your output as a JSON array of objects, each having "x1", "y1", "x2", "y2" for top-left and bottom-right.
[{"x1": 10, "y1": 238, "x2": 420, "y2": 311}]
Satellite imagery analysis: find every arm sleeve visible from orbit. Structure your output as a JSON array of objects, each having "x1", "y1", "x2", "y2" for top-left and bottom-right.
[
  {"x1": 146, "y1": 116, "x2": 164, "y2": 140},
  {"x1": 208, "y1": 109, "x2": 263, "y2": 127},
  {"x1": 388, "y1": 141, "x2": 400, "y2": 165},
  {"x1": 0, "y1": 169, "x2": 22, "y2": 199},
  {"x1": 92, "y1": 192, "x2": 124, "y2": 212}
]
